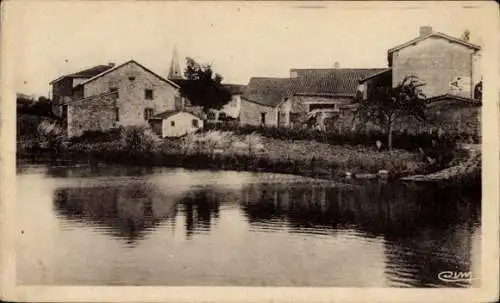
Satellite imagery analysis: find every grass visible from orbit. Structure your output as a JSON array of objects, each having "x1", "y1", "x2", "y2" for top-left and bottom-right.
[{"x1": 50, "y1": 129, "x2": 428, "y2": 181}]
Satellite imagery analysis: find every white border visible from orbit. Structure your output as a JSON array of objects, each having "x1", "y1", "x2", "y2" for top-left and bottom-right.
[{"x1": 1, "y1": 1, "x2": 499, "y2": 302}]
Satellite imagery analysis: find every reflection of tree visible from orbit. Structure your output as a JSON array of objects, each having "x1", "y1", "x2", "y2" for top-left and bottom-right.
[
  {"x1": 176, "y1": 188, "x2": 222, "y2": 239},
  {"x1": 53, "y1": 182, "x2": 177, "y2": 245},
  {"x1": 240, "y1": 181, "x2": 480, "y2": 287}
]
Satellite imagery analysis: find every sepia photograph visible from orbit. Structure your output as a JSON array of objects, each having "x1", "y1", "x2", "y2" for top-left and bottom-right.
[{"x1": 1, "y1": 1, "x2": 498, "y2": 302}]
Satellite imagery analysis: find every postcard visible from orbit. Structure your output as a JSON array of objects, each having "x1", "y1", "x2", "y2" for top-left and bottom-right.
[{"x1": 1, "y1": 1, "x2": 498, "y2": 302}]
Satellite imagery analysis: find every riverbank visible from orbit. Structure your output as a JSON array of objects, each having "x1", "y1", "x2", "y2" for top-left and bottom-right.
[
  {"x1": 401, "y1": 143, "x2": 481, "y2": 190},
  {"x1": 20, "y1": 134, "x2": 430, "y2": 182},
  {"x1": 19, "y1": 125, "x2": 482, "y2": 188}
]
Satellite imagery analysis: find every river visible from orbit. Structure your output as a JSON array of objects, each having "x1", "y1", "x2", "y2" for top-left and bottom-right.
[{"x1": 16, "y1": 163, "x2": 481, "y2": 287}]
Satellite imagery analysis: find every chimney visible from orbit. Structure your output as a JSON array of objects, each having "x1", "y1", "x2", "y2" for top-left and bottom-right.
[
  {"x1": 108, "y1": 62, "x2": 116, "y2": 67},
  {"x1": 333, "y1": 62, "x2": 340, "y2": 69},
  {"x1": 419, "y1": 26, "x2": 433, "y2": 36}
]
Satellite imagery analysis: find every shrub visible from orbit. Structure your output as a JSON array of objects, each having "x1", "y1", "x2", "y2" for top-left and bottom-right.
[
  {"x1": 36, "y1": 120, "x2": 68, "y2": 152},
  {"x1": 70, "y1": 128, "x2": 123, "y2": 144},
  {"x1": 181, "y1": 130, "x2": 235, "y2": 154},
  {"x1": 203, "y1": 123, "x2": 460, "y2": 154},
  {"x1": 121, "y1": 125, "x2": 161, "y2": 154}
]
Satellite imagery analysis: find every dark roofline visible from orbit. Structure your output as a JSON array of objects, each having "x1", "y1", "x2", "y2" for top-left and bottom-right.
[
  {"x1": 358, "y1": 68, "x2": 392, "y2": 83},
  {"x1": 426, "y1": 94, "x2": 482, "y2": 105},
  {"x1": 293, "y1": 92, "x2": 355, "y2": 98},
  {"x1": 50, "y1": 64, "x2": 114, "y2": 84},
  {"x1": 149, "y1": 110, "x2": 203, "y2": 120},
  {"x1": 241, "y1": 96, "x2": 282, "y2": 108},
  {"x1": 388, "y1": 32, "x2": 481, "y2": 55},
  {"x1": 79, "y1": 60, "x2": 180, "y2": 89}
]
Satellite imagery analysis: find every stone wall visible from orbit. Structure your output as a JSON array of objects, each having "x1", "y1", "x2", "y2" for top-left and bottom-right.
[
  {"x1": 83, "y1": 61, "x2": 179, "y2": 127},
  {"x1": 67, "y1": 91, "x2": 119, "y2": 137},
  {"x1": 240, "y1": 98, "x2": 278, "y2": 126},
  {"x1": 392, "y1": 38, "x2": 478, "y2": 99},
  {"x1": 385, "y1": 101, "x2": 480, "y2": 139}
]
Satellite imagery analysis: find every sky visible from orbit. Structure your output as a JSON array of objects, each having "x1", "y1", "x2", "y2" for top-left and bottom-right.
[{"x1": 4, "y1": 1, "x2": 489, "y2": 98}]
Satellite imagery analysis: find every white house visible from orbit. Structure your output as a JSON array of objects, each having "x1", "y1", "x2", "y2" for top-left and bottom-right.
[{"x1": 149, "y1": 110, "x2": 203, "y2": 138}]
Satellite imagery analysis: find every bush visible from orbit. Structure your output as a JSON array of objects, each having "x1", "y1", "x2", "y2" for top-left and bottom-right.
[
  {"x1": 203, "y1": 123, "x2": 459, "y2": 153},
  {"x1": 121, "y1": 125, "x2": 161, "y2": 154},
  {"x1": 37, "y1": 120, "x2": 68, "y2": 152},
  {"x1": 70, "y1": 128, "x2": 123, "y2": 144}
]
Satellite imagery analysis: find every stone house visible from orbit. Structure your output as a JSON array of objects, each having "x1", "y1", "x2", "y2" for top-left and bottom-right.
[
  {"x1": 358, "y1": 26, "x2": 482, "y2": 138},
  {"x1": 359, "y1": 26, "x2": 482, "y2": 100},
  {"x1": 287, "y1": 68, "x2": 388, "y2": 130},
  {"x1": 57, "y1": 60, "x2": 182, "y2": 137},
  {"x1": 240, "y1": 68, "x2": 386, "y2": 129},
  {"x1": 149, "y1": 110, "x2": 203, "y2": 138},
  {"x1": 50, "y1": 63, "x2": 116, "y2": 117},
  {"x1": 212, "y1": 84, "x2": 246, "y2": 121},
  {"x1": 240, "y1": 77, "x2": 292, "y2": 127}
]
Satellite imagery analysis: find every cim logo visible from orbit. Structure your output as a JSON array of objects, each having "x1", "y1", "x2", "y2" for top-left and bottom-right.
[{"x1": 438, "y1": 271, "x2": 475, "y2": 282}]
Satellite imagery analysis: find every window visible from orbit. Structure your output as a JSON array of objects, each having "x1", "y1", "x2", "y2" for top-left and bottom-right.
[
  {"x1": 260, "y1": 112, "x2": 266, "y2": 125},
  {"x1": 144, "y1": 108, "x2": 154, "y2": 120},
  {"x1": 170, "y1": 121, "x2": 175, "y2": 127},
  {"x1": 115, "y1": 107, "x2": 120, "y2": 122},
  {"x1": 192, "y1": 119, "x2": 199, "y2": 127},
  {"x1": 110, "y1": 87, "x2": 119, "y2": 97},
  {"x1": 218, "y1": 112, "x2": 227, "y2": 121},
  {"x1": 145, "y1": 89, "x2": 154, "y2": 100},
  {"x1": 207, "y1": 112, "x2": 216, "y2": 120}
]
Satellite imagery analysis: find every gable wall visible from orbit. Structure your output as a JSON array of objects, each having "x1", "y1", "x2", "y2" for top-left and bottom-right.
[
  {"x1": 83, "y1": 62, "x2": 180, "y2": 126},
  {"x1": 392, "y1": 37, "x2": 477, "y2": 98}
]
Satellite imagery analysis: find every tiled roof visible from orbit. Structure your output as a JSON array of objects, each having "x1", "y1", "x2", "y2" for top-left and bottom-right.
[
  {"x1": 291, "y1": 68, "x2": 388, "y2": 96},
  {"x1": 69, "y1": 65, "x2": 115, "y2": 78},
  {"x1": 388, "y1": 32, "x2": 481, "y2": 55},
  {"x1": 50, "y1": 64, "x2": 114, "y2": 84},
  {"x1": 242, "y1": 77, "x2": 293, "y2": 107}
]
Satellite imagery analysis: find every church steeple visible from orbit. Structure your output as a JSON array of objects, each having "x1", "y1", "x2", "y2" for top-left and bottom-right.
[{"x1": 168, "y1": 46, "x2": 182, "y2": 79}]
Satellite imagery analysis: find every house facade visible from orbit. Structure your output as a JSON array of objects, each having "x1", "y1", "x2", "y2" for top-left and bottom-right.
[
  {"x1": 357, "y1": 26, "x2": 482, "y2": 138},
  {"x1": 360, "y1": 26, "x2": 482, "y2": 100},
  {"x1": 240, "y1": 69, "x2": 386, "y2": 129},
  {"x1": 149, "y1": 110, "x2": 203, "y2": 138},
  {"x1": 57, "y1": 60, "x2": 182, "y2": 137},
  {"x1": 50, "y1": 63, "x2": 116, "y2": 117},
  {"x1": 210, "y1": 84, "x2": 246, "y2": 121},
  {"x1": 240, "y1": 77, "x2": 291, "y2": 127}
]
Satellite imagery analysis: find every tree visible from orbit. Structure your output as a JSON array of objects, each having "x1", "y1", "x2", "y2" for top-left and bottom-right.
[
  {"x1": 180, "y1": 57, "x2": 232, "y2": 113},
  {"x1": 355, "y1": 76, "x2": 427, "y2": 150}
]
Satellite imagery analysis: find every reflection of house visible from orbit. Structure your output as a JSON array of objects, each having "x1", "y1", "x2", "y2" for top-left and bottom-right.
[
  {"x1": 149, "y1": 110, "x2": 203, "y2": 138},
  {"x1": 50, "y1": 60, "x2": 183, "y2": 137},
  {"x1": 53, "y1": 183, "x2": 178, "y2": 244}
]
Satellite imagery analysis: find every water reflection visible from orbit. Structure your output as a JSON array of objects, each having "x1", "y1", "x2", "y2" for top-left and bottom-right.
[
  {"x1": 18, "y1": 165, "x2": 481, "y2": 287},
  {"x1": 240, "y1": 182, "x2": 480, "y2": 287},
  {"x1": 53, "y1": 182, "x2": 177, "y2": 245},
  {"x1": 177, "y1": 188, "x2": 221, "y2": 239}
]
